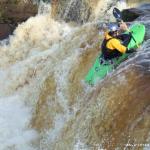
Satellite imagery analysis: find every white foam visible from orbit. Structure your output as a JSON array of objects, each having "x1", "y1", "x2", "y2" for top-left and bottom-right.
[{"x1": 0, "y1": 95, "x2": 37, "y2": 150}]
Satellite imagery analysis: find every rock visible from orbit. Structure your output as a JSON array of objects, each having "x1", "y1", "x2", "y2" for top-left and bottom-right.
[
  {"x1": 122, "y1": 4, "x2": 150, "y2": 22},
  {"x1": 0, "y1": 0, "x2": 38, "y2": 23},
  {"x1": 0, "y1": 0, "x2": 38, "y2": 40},
  {"x1": 0, "y1": 24, "x2": 15, "y2": 40}
]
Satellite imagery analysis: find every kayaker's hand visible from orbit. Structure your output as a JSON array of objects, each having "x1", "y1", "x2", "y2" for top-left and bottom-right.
[{"x1": 119, "y1": 21, "x2": 128, "y2": 32}]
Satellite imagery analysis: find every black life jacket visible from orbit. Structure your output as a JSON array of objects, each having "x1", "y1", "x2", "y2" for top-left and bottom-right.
[{"x1": 101, "y1": 38, "x2": 122, "y2": 60}]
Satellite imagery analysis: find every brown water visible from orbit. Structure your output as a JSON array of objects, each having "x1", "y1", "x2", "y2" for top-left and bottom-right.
[{"x1": 0, "y1": 0, "x2": 149, "y2": 150}]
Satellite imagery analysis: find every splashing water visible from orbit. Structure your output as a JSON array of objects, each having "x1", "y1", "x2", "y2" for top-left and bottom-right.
[{"x1": 0, "y1": 0, "x2": 150, "y2": 150}]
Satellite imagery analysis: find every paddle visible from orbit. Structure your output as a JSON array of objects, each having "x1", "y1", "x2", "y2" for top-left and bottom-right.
[
  {"x1": 113, "y1": 7, "x2": 139, "y2": 48},
  {"x1": 113, "y1": 7, "x2": 122, "y2": 23}
]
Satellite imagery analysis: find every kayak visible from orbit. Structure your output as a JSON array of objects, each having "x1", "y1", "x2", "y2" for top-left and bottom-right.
[{"x1": 85, "y1": 23, "x2": 145, "y2": 85}]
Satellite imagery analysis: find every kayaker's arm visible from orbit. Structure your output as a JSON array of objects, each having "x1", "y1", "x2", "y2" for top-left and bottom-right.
[
  {"x1": 114, "y1": 40, "x2": 127, "y2": 53},
  {"x1": 119, "y1": 21, "x2": 139, "y2": 48},
  {"x1": 108, "y1": 39, "x2": 127, "y2": 54}
]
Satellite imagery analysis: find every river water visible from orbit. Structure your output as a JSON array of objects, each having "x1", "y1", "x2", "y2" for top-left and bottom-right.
[{"x1": 0, "y1": 0, "x2": 150, "y2": 150}]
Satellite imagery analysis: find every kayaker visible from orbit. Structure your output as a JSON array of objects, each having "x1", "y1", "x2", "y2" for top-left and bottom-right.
[{"x1": 101, "y1": 21, "x2": 133, "y2": 60}]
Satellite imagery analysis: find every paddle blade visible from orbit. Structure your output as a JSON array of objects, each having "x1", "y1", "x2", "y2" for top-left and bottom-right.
[{"x1": 113, "y1": 7, "x2": 122, "y2": 21}]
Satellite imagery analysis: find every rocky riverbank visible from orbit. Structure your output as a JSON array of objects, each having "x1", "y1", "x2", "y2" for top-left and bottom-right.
[{"x1": 0, "y1": 0, "x2": 38, "y2": 40}]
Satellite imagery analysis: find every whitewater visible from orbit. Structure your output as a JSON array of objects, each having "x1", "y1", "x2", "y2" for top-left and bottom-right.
[{"x1": 0, "y1": 0, "x2": 150, "y2": 150}]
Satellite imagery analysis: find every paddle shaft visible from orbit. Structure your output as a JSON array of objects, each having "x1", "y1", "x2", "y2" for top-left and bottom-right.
[
  {"x1": 113, "y1": 8, "x2": 139, "y2": 48},
  {"x1": 125, "y1": 25, "x2": 140, "y2": 48}
]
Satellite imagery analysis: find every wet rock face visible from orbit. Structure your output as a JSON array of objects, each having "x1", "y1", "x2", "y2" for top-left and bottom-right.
[
  {"x1": 122, "y1": 8, "x2": 141, "y2": 22},
  {"x1": 0, "y1": 24, "x2": 15, "y2": 40},
  {"x1": 0, "y1": 0, "x2": 38, "y2": 39},
  {"x1": 122, "y1": 4, "x2": 150, "y2": 22},
  {"x1": 0, "y1": 0, "x2": 38, "y2": 23}
]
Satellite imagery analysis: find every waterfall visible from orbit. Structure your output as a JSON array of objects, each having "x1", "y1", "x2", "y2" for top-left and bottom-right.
[{"x1": 0, "y1": 0, "x2": 150, "y2": 150}]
